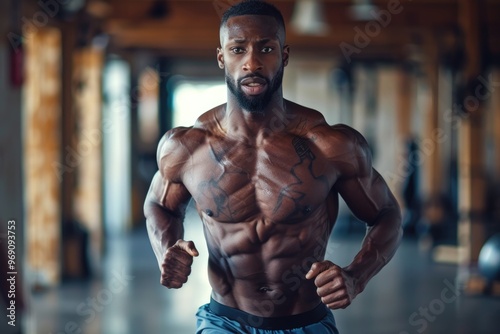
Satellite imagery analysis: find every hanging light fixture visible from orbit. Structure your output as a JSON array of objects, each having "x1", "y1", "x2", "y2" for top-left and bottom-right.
[
  {"x1": 291, "y1": 0, "x2": 329, "y2": 36},
  {"x1": 349, "y1": 0, "x2": 379, "y2": 21}
]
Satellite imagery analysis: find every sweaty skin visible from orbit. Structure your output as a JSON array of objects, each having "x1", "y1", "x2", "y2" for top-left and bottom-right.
[{"x1": 144, "y1": 15, "x2": 402, "y2": 318}]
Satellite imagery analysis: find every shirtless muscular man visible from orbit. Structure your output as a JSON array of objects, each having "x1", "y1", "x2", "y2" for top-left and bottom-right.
[{"x1": 144, "y1": 1, "x2": 403, "y2": 333}]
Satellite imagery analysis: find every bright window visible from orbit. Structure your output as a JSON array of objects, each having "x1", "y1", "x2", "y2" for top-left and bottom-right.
[{"x1": 172, "y1": 80, "x2": 226, "y2": 127}]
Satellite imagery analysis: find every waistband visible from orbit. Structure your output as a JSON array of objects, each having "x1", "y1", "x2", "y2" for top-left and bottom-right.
[{"x1": 209, "y1": 297, "x2": 329, "y2": 330}]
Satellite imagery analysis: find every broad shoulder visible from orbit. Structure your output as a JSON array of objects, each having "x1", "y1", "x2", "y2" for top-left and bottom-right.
[
  {"x1": 284, "y1": 100, "x2": 328, "y2": 136},
  {"x1": 157, "y1": 105, "x2": 223, "y2": 180},
  {"x1": 317, "y1": 124, "x2": 372, "y2": 178},
  {"x1": 157, "y1": 126, "x2": 204, "y2": 162},
  {"x1": 288, "y1": 103, "x2": 373, "y2": 177},
  {"x1": 285, "y1": 100, "x2": 368, "y2": 148}
]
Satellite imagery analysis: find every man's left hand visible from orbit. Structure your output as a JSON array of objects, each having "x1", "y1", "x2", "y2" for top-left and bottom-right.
[{"x1": 306, "y1": 261, "x2": 356, "y2": 309}]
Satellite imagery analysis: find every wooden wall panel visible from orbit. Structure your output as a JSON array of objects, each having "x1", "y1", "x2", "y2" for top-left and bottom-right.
[{"x1": 24, "y1": 28, "x2": 62, "y2": 286}]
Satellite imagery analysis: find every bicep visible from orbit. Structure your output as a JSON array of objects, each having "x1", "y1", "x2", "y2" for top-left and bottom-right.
[
  {"x1": 335, "y1": 168, "x2": 398, "y2": 225},
  {"x1": 325, "y1": 125, "x2": 398, "y2": 224},
  {"x1": 145, "y1": 171, "x2": 191, "y2": 218},
  {"x1": 145, "y1": 128, "x2": 194, "y2": 216}
]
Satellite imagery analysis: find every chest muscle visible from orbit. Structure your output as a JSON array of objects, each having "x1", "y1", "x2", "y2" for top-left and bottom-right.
[{"x1": 185, "y1": 136, "x2": 333, "y2": 223}]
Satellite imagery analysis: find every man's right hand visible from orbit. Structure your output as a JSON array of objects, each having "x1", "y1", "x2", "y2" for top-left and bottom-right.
[{"x1": 160, "y1": 239, "x2": 199, "y2": 288}]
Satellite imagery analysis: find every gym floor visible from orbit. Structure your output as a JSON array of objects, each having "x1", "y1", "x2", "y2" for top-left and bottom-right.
[{"x1": 27, "y1": 209, "x2": 500, "y2": 334}]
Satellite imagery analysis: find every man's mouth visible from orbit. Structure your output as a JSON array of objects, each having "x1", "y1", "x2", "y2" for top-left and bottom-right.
[{"x1": 239, "y1": 76, "x2": 268, "y2": 95}]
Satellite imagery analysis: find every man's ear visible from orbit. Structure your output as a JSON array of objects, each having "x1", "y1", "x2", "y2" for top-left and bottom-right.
[
  {"x1": 217, "y1": 47, "x2": 224, "y2": 69},
  {"x1": 282, "y1": 45, "x2": 290, "y2": 67}
]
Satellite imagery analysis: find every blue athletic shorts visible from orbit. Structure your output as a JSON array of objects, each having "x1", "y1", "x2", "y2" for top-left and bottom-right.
[{"x1": 195, "y1": 298, "x2": 340, "y2": 334}]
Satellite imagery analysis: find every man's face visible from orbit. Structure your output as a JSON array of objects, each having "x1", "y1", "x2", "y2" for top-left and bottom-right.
[{"x1": 218, "y1": 15, "x2": 289, "y2": 113}]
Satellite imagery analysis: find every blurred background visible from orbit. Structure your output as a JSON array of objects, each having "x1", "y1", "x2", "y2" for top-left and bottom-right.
[{"x1": 1, "y1": 0, "x2": 500, "y2": 333}]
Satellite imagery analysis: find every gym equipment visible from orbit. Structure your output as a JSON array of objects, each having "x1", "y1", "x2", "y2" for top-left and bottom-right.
[{"x1": 478, "y1": 234, "x2": 500, "y2": 282}]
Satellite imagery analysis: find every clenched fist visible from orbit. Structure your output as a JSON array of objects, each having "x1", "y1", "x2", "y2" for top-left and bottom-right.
[
  {"x1": 160, "y1": 239, "x2": 199, "y2": 288},
  {"x1": 306, "y1": 261, "x2": 356, "y2": 310}
]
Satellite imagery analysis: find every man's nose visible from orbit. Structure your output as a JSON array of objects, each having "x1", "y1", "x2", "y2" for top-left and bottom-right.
[{"x1": 243, "y1": 50, "x2": 263, "y2": 72}]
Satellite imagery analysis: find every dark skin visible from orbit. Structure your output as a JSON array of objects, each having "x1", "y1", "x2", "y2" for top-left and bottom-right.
[{"x1": 144, "y1": 15, "x2": 402, "y2": 317}]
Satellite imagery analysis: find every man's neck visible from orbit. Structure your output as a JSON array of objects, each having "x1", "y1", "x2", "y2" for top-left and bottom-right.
[{"x1": 222, "y1": 94, "x2": 288, "y2": 141}]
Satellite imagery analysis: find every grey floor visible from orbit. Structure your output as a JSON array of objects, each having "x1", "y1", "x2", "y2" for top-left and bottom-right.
[{"x1": 22, "y1": 214, "x2": 500, "y2": 333}]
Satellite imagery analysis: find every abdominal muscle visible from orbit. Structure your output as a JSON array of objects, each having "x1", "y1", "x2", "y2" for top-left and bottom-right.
[{"x1": 203, "y1": 210, "x2": 332, "y2": 317}]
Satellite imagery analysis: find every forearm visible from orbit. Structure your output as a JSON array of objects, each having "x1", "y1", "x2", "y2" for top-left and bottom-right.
[
  {"x1": 144, "y1": 200, "x2": 184, "y2": 268},
  {"x1": 344, "y1": 208, "x2": 403, "y2": 295}
]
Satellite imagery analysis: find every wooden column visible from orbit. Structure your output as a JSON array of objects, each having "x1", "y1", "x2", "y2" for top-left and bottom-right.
[
  {"x1": 24, "y1": 28, "x2": 62, "y2": 286},
  {"x1": 391, "y1": 65, "x2": 416, "y2": 220},
  {"x1": 490, "y1": 69, "x2": 500, "y2": 229},
  {"x1": 393, "y1": 66, "x2": 413, "y2": 177},
  {"x1": 421, "y1": 34, "x2": 443, "y2": 206},
  {"x1": 129, "y1": 55, "x2": 142, "y2": 228},
  {"x1": 158, "y1": 57, "x2": 173, "y2": 135},
  {"x1": 456, "y1": 0, "x2": 489, "y2": 293},
  {"x1": 457, "y1": 112, "x2": 487, "y2": 291},
  {"x1": 396, "y1": 67, "x2": 413, "y2": 143},
  {"x1": 72, "y1": 47, "x2": 104, "y2": 270},
  {"x1": 351, "y1": 65, "x2": 369, "y2": 138},
  {"x1": 59, "y1": 19, "x2": 85, "y2": 280},
  {"x1": 60, "y1": 21, "x2": 77, "y2": 227},
  {"x1": 492, "y1": 70, "x2": 500, "y2": 184},
  {"x1": 375, "y1": 66, "x2": 399, "y2": 191}
]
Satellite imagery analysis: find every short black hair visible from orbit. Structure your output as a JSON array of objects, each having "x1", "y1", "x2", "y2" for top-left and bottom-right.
[{"x1": 220, "y1": 0, "x2": 285, "y2": 33}]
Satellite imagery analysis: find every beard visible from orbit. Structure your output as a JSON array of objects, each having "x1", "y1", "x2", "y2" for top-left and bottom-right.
[{"x1": 226, "y1": 64, "x2": 284, "y2": 114}]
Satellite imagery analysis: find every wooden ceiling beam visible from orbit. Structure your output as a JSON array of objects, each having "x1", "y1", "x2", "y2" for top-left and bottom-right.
[{"x1": 84, "y1": 0, "x2": 499, "y2": 60}]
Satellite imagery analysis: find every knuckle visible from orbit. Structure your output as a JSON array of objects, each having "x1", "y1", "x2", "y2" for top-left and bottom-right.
[
  {"x1": 164, "y1": 249, "x2": 177, "y2": 260},
  {"x1": 333, "y1": 275, "x2": 345, "y2": 286},
  {"x1": 314, "y1": 278, "x2": 324, "y2": 289},
  {"x1": 330, "y1": 265, "x2": 341, "y2": 273}
]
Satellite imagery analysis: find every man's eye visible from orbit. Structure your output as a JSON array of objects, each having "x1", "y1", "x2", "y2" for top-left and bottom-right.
[
  {"x1": 262, "y1": 47, "x2": 273, "y2": 53},
  {"x1": 231, "y1": 47, "x2": 244, "y2": 54}
]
